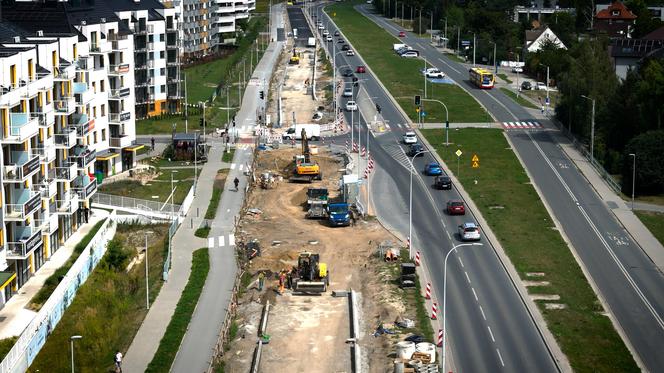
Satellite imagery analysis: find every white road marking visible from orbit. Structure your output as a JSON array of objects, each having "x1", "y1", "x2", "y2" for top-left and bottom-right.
[
  {"x1": 218, "y1": 235, "x2": 225, "y2": 246},
  {"x1": 239, "y1": 164, "x2": 244, "y2": 171},
  {"x1": 472, "y1": 287, "x2": 478, "y2": 301},
  {"x1": 437, "y1": 58, "x2": 462, "y2": 74},
  {"x1": 230, "y1": 163, "x2": 236, "y2": 170},
  {"x1": 464, "y1": 271, "x2": 471, "y2": 284},
  {"x1": 229, "y1": 234, "x2": 235, "y2": 246},
  {"x1": 416, "y1": 42, "x2": 425, "y2": 49},
  {"x1": 446, "y1": 231, "x2": 452, "y2": 240},
  {"x1": 497, "y1": 348, "x2": 505, "y2": 366},
  {"x1": 479, "y1": 305, "x2": 486, "y2": 320},
  {"x1": 208, "y1": 237, "x2": 214, "y2": 248},
  {"x1": 458, "y1": 257, "x2": 464, "y2": 267},
  {"x1": 487, "y1": 326, "x2": 496, "y2": 342}
]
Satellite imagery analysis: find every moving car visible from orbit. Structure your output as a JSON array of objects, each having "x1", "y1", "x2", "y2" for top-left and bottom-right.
[
  {"x1": 446, "y1": 200, "x2": 466, "y2": 215},
  {"x1": 434, "y1": 176, "x2": 452, "y2": 190},
  {"x1": 401, "y1": 50, "x2": 420, "y2": 58},
  {"x1": 343, "y1": 86, "x2": 353, "y2": 97},
  {"x1": 322, "y1": 30, "x2": 329, "y2": 36},
  {"x1": 399, "y1": 31, "x2": 406, "y2": 37},
  {"x1": 535, "y1": 82, "x2": 547, "y2": 90},
  {"x1": 342, "y1": 69, "x2": 354, "y2": 77},
  {"x1": 402, "y1": 131, "x2": 418, "y2": 144},
  {"x1": 337, "y1": 38, "x2": 345, "y2": 43},
  {"x1": 521, "y1": 81, "x2": 532, "y2": 90},
  {"x1": 425, "y1": 68, "x2": 445, "y2": 79},
  {"x1": 334, "y1": 31, "x2": 340, "y2": 36},
  {"x1": 406, "y1": 143, "x2": 424, "y2": 157},
  {"x1": 423, "y1": 162, "x2": 443, "y2": 176},
  {"x1": 318, "y1": 24, "x2": 325, "y2": 30},
  {"x1": 326, "y1": 35, "x2": 333, "y2": 42},
  {"x1": 356, "y1": 65, "x2": 366, "y2": 73},
  {"x1": 346, "y1": 49, "x2": 355, "y2": 56},
  {"x1": 511, "y1": 66, "x2": 523, "y2": 73},
  {"x1": 342, "y1": 44, "x2": 350, "y2": 51},
  {"x1": 458, "y1": 222, "x2": 481, "y2": 241},
  {"x1": 345, "y1": 100, "x2": 358, "y2": 111}
]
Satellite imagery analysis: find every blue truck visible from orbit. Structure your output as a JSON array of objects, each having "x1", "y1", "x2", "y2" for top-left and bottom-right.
[{"x1": 327, "y1": 203, "x2": 351, "y2": 227}]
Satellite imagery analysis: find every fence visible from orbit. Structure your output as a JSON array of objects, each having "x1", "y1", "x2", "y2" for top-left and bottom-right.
[
  {"x1": 93, "y1": 193, "x2": 181, "y2": 216},
  {"x1": 164, "y1": 185, "x2": 195, "y2": 281},
  {"x1": 0, "y1": 212, "x2": 117, "y2": 373}
]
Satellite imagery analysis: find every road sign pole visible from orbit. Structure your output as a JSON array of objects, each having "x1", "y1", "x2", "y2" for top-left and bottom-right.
[{"x1": 457, "y1": 156, "x2": 460, "y2": 177}]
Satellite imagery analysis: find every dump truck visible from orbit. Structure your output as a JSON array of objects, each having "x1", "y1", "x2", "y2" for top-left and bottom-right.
[
  {"x1": 306, "y1": 187, "x2": 328, "y2": 219},
  {"x1": 292, "y1": 252, "x2": 329, "y2": 293}
]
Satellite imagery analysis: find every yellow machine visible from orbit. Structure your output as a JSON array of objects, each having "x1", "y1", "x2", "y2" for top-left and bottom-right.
[
  {"x1": 293, "y1": 252, "x2": 329, "y2": 293},
  {"x1": 291, "y1": 129, "x2": 321, "y2": 182},
  {"x1": 289, "y1": 48, "x2": 300, "y2": 65}
]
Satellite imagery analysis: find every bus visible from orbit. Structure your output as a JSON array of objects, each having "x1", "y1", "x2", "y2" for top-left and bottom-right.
[{"x1": 468, "y1": 67, "x2": 495, "y2": 89}]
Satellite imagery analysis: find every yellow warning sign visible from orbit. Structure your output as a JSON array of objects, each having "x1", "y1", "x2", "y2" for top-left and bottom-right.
[
  {"x1": 472, "y1": 154, "x2": 479, "y2": 162},
  {"x1": 472, "y1": 161, "x2": 480, "y2": 168},
  {"x1": 416, "y1": 107, "x2": 420, "y2": 113}
]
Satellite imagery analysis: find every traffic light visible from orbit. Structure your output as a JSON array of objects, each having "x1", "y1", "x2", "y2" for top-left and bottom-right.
[
  {"x1": 414, "y1": 95, "x2": 421, "y2": 106},
  {"x1": 260, "y1": 90, "x2": 265, "y2": 99},
  {"x1": 199, "y1": 118, "x2": 204, "y2": 127}
]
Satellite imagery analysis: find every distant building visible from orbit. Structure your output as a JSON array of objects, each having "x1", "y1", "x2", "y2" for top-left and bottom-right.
[
  {"x1": 594, "y1": 1, "x2": 637, "y2": 38},
  {"x1": 525, "y1": 26, "x2": 567, "y2": 52},
  {"x1": 609, "y1": 27, "x2": 664, "y2": 79}
]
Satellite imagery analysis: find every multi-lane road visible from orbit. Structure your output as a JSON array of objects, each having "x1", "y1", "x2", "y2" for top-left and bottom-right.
[{"x1": 308, "y1": 2, "x2": 664, "y2": 371}]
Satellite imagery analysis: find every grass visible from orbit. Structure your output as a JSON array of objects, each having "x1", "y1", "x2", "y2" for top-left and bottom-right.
[
  {"x1": 222, "y1": 147, "x2": 236, "y2": 163},
  {"x1": 0, "y1": 337, "x2": 17, "y2": 361},
  {"x1": 497, "y1": 73, "x2": 512, "y2": 84},
  {"x1": 146, "y1": 248, "x2": 210, "y2": 373},
  {"x1": 28, "y1": 220, "x2": 106, "y2": 310},
  {"x1": 29, "y1": 224, "x2": 169, "y2": 372},
  {"x1": 523, "y1": 90, "x2": 560, "y2": 108},
  {"x1": 205, "y1": 186, "x2": 223, "y2": 220},
  {"x1": 421, "y1": 128, "x2": 638, "y2": 372},
  {"x1": 195, "y1": 225, "x2": 211, "y2": 238},
  {"x1": 635, "y1": 211, "x2": 664, "y2": 245},
  {"x1": 499, "y1": 87, "x2": 539, "y2": 109},
  {"x1": 326, "y1": 3, "x2": 487, "y2": 123}
]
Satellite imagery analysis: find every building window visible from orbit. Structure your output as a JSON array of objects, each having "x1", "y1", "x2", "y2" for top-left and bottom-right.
[
  {"x1": 92, "y1": 82, "x2": 96, "y2": 93},
  {"x1": 101, "y1": 128, "x2": 106, "y2": 141},
  {"x1": 93, "y1": 131, "x2": 98, "y2": 144},
  {"x1": 101, "y1": 80, "x2": 105, "y2": 92},
  {"x1": 160, "y1": 51, "x2": 165, "y2": 59},
  {"x1": 101, "y1": 104, "x2": 106, "y2": 117},
  {"x1": 93, "y1": 106, "x2": 97, "y2": 118}
]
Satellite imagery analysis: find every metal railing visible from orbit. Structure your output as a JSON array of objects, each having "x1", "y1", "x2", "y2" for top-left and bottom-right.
[{"x1": 92, "y1": 193, "x2": 181, "y2": 215}]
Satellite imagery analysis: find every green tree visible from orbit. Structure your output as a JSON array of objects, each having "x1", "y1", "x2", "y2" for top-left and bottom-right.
[
  {"x1": 626, "y1": 0, "x2": 664, "y2": 38},
  {"x1": 636, "y1": 58, "x2": 664, "y2": 130},
  {"x1": 623, "y1": 131, "x2": 664, "y2": 195}
]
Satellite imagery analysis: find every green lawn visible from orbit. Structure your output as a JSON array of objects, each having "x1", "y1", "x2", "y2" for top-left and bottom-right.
[
  {"x1": 222, "y1": 148, "x2": 236, "y2": 163},
  {"x1": 635, "y1": 211, "x2": 664, "y2": 245},
  {"x1": 499, "y1": 87, "x2": 538, "y2": 109},
  {"x1": 326, "y1": 3, "x2": 487, "y2": 123},
  {"x1": 30, "y1": 225, "x2": 169, "y2": 372},
  {"x1": 146, "y1": 248, "x2": 210, "y2": 373},
  {"x1": 421, "y1": 128, "x2": 638, "y2": 373},
  {"x1": 497, "y1": 73, "x2": 512, "y2": 84}
]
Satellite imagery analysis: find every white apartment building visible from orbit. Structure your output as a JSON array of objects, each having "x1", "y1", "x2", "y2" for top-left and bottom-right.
[{"x1": 211, "y1": 0, "x2": 257, "y2": 46}]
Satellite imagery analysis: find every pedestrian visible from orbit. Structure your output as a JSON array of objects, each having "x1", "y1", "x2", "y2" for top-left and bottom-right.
[
  {"x1": 151, "y1": 136, "x2": 155, "y2": 151},
  {"x1": 114, "y1": 350, "x2": 123, "y2": 372},
  {"x1": 278, "y1": 271, "x2": 286, "y2": 295},
  {"x1": 258, "y1": 272, "x2": 265, "y2": 291},
  {"x1": 540, "y1": 105, "x2": 544, "y2": 114},
  {"x1": 233, "y1": 177, "x2": 240, "y2": 191},
  {"x1": 84, "y1": 207, "x2": 89, "y2": 223}
]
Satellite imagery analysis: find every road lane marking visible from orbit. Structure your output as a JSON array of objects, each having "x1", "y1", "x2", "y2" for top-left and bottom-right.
[
  {"x1": 219, "y1": 236, "x2": 225, "y2": 246},
  {"x1": 437, "y1": 58, "x2": 462, "y2": 74},
  {"x1": 458, "y1": 257, "x2": 464, "y2": 267},
  {"x1": 464, "y1": 271, "x2": 471, "y2": 284},
  {"x1": 229, "y1": 234, "x2": 235, "y2": 246},
  {"x1": 239, "y1": 164, "x2": 244, "y2": 171},
  {"x1": 496, "y1": 348, "x2": 505, "y2": 366},
  {"x1": 208, "y1": 237, "x2": 214, "y2": 248},
  {"x1": 230, "y1": 163, "x2": 236, "y2": 169},
  {"x1": 472, "y1": 287, "x2": 478, "y2": 301},
  {"x1": 487, "y1": 326, "x2": 496, "y2": 342},
  {"x1": 446, "y1": 231, "x2": 452, "y2": 240},
  {"x1": 479, "y1": 305, "x2": 486, "y2": 320}
]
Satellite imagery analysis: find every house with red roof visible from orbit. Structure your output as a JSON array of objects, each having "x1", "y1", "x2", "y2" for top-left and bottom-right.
[{"x1": 594, "y1": 1, "x2": 637, "y2": 38}]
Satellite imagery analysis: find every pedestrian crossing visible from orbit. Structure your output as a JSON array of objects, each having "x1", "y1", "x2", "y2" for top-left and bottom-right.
[
  {"x1": 208, "y1": 233, "x2": 235, "y2": 248},
  {"x1": 501, "y1": 121, "x2": 543, "y2": 130}
]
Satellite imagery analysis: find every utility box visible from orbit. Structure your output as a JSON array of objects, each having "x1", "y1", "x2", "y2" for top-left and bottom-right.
[{"x1": 400, "y1": 263, "x2": 416, "y2": 288}]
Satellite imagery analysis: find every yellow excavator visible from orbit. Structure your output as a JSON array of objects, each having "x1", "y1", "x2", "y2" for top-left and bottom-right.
[
  {"x1": 289, "y1": 48, "x2": 300, "y2": 65},
  {"x1": 292, "y1": 252, "x2": 329, "y2": 293},
  {"x1": 291, "y1": 128, "x2": 321, "y2": 182}
]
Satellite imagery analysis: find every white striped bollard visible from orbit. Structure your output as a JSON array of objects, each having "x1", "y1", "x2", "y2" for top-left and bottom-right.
[
  {"x1": 415, "y1": 251, "x2": 421, "y2": 266},
  {"x1": 431, "y1": 302, "x2": 438, "y2": 320},
  {"x1": 437, "y1": 329, "x2": 443, "y2": 347},
  {"x1": 424, "y1": 282, "x2": 431, "y2": 299}
]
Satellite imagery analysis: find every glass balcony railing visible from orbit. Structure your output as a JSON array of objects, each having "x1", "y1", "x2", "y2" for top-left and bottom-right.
[
  {"x1": 5, "y1": 113, "x2": 39, "y2": 141},
  {"x1": 54, "y1": 127, "x2": 77, "y2": 148},
  {"x1": 3, "y1": 151, "x2": 40, "y2": 181},
  {"x1": 54, "y1": 192, "x2": 79, "y2": 215},
  {"x1": 7, "y1": 227, "x2": 43, "y2": 259},
  {"x1": 55, "y1": 162, "x2": 77, "y2": 182},
  {"x1": 5, "y1": 191, "x2": 41, "y2": 220},
  {"x1": 71, "y1": 146, "x2": 96, "y2": 169},
  {"x1": 73, "y1": 175, "x2": 98, "y2": 200}
]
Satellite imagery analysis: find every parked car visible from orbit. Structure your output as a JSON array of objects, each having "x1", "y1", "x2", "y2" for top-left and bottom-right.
[
  {"x1": 342, "y1": 44, "x2": 350, "y2": 51},
  {"x1": 334, "y1": 31, "x2": 340, "y2": 36},
  {"x1": 446, "y1": 200, "x2": 466, "y2": 215},
  {"x1": 345, "y1": 100, "x2": 358, "y2": 111},
  {"x1": 406, "y1": 143, "x2": 424, "y2": 157},
  {"x1": 434, "y1": 176, "x2": 452, "y2": 190},
  {"x1": 521, "y1": 81, "x2": 532, "y2": 90},
  {"x1": 511, "y1": 66, "x2": 523, "y2": 73},
  {"x1": 458, "y1": 222, "x2": 481, "y2": 241},
  {"x1": 399, "y1": 31, "x2": 406, "y2": 37},
  {"x1": 425, "y1": 68, "x2": 445, "y2": 79},
  {"x1": 402, "y1": 131, "x2": 418, "y2": 144},
  {"x1": 396, "y1": 47, "x2": 413, "y2": 55},
  {"x1": 401, "y1": 50, "x2": 420, "y2": 58},
  {"x1": 356, "y1": 65, "x2": 366, "y2": 73},
  {"x1": 326, "y1": 35, "x2": 333, "y2": 42},
  {"x1": 346, "y1": 49, "x2": 355, "y2": 56},
  {"x1": 535, "y1": 81, "x2": 548, "y2": 91},
  {"x1": 343, "y1": 86, "x2": 353, "y2": 97},
  {"x1": 342, "y1": 69, "x2": 354, "y2": 77},
  {"x1": 424, "y1": 162, "x2": 443, "y2": 176}
]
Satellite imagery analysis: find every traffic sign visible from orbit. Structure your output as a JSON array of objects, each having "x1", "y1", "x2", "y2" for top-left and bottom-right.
[
  {"x1": 416, "y1": 107, "x2": 420, "y2": 113},
  {"x1": 472, "y1": 154, "x2": 479, "y2": 162},
  {"x1": 461, "y1": 40, "x2": 470, "y2": 46},
  {"x1": 472, "y1": 161, "x2": 479, "y2": 168},
  {"x1": 455, "y1": 149, "x2": 462, "y2": 157},
  {"x1": 420, "y1": 111, "x2": 427, "y2": 117}
]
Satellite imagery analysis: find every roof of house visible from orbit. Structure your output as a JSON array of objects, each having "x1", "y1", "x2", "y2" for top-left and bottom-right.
[
  {"x1": 610, "y1": 38, "x2": 664, "y2": 58},
  {"x1": 595, "y1": 1, "x2": 637, "y2": 20},
  {"x1": 643, "y1": 26, "x2": 664, "y2": 41},
  {"x1": 525, "y1": 26, "x2": 566, "y2": 50},
  {"x1": 525, "y1": 28, "x2": 545, "y2": 43}
]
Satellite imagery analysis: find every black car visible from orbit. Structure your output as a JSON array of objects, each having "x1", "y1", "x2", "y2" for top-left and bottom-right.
[
  {"x1": 337, "y1": 38, "x2": 345, "y2": 43},
  {"x1": 342, "y1": 44, "x2": 350, "y2": 51},
  {"x1": 406, "y1": 143, "x2": 424, "y2": 157},
  {"x1": 334, "y1": 31, "x2": 340, "y2": 36},
  {"x1": 521, "y1": 81, "x2": 532, "y2": 90},
  {"x1": 434, "y1": 176, "x2": 452, "y2": 190},
  {"x1": 342, "y1": 69, "x2": 354, "y2": 77}
]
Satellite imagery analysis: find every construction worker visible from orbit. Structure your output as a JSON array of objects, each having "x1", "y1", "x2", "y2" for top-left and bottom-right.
[
  {"x1": 258, "y1": 272, "x2": 265, "y2": 291},
  {"x1": 278, "y1": 271, "x2": 286, "y2": 295}
]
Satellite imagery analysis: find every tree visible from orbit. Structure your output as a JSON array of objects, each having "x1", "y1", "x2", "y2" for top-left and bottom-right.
[
  {"x1": 636, "y1": 58, "x2": 664, "y2": 130},
  {"x1": 623, "y1": 131, "x2": 664, "y2": 195},
  {"x1": 625, "y1": 0, "x2": 664, "y2": 38}
]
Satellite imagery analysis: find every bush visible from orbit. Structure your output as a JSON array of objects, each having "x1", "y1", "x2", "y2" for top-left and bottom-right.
[
  {"x1": 623, "y1": 130, "x2": 664, "y2": 195},
  {"x1": 102, "y1": 239, "x2": 132, "y2": 271}
]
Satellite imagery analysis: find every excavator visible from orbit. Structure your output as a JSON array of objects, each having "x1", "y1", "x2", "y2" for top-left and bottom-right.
[
  {"x1": 289, "y1": 48, "x2": 300, "y2": 65},
  {"x1": 292, "y1": 252, "x2": 329, "y2": 293},
  {"x1": 290, "y1": 128, "x2": 321, "y2": 182}
]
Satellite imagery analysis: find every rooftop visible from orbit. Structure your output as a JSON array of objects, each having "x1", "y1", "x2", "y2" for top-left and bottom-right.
[{"x1": 596, "y1": 1, "x2": 637, "y2": 20}]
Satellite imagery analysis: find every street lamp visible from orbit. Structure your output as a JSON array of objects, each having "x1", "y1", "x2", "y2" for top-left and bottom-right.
[
  {"x1": 144, "y1": 231, "x2": 155, "y2": 309},
  {"x1": 408, "y1": 150, "x2": 430, "y2": 259},
  {"x1": 70, "y1": 335, "x2": 82, "y2": 373},
  {"x1": 580, "y1": 95, "x2": 596, "y2": 165},
  {"x1": 629, "y1": 153, "x2": 636, "y2": 210},
  {"x1": 539, "y1": 63, "x2": 550, "y2": 103},
  {"x1": 442, "y1": 242, "x2": 483, "y2": 373}
]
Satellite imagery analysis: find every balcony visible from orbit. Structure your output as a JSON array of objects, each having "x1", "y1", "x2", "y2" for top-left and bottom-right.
[
  {"x1": 73, "y1": 175, "x2": 97, "y2": 200},
  {"x1": 3, "y1": 152, "x2": 40, "y2": 182},
  {"x1": 74, "y1": 83, "x2": 94, "y2": 106},
  {"x1": 54, "y1": 127, "x2": 77, "y2": 149},
  {"x1": 5, "y1": 190, "x2": 41, "y2": 221},
  {"x1": 72, "y1": 146, "x2": 96, "y2": 169},
  {"x1": 55, "y1": 162, "x2": 77, "y2": 182},
  {"x1": 72, "y1": 113, "x2": 94, "y2": 137},
  {"x1": 109, "y1": 135, "x2": 133, "y2": 149},
  {"x1": 75, "y1": 56, "x2": 91, "y2": 71},
  {"x1": 108, "y1": 64, "x2": 131, "y2": 76},
  {"x1": 54, "y1": 192, "x2": 79, "y2": 215},
  {"x1": 109, "y1": 111, "x2": 131, "y2": 124},
  {"x1": 4, "y1": 113, "x2": 39, "y2": 143},
  {"x1": 31, "y1": 141, "x2": 57, "y2": 164},
  {"x1": 35, "y1": 102, "x2": 55, "y2": 127},
  {"x1": 134, "y1": 24, "x2": 154, "y2": 35},
  {"x1": 35, "y1": 213, "x2": 59, "y2": 235},
  {"x1": 53, "y1": 62, "x2": 74, "y2": 81},
  {"x1": 34, "y1": 172, "x2": 58, "y2": 199},
  {"x1": 6, "y1": 227, "x2": 43, "y2": 260},
  {"x1": 89, "y1": 42, "x2": 111, "y2": 54},
  {"x1": 54, "y1": 96, "x2": 76, "y2": 116},
  {"x1": 109, "y1": 87, "x2": 132, "y2": 100}
]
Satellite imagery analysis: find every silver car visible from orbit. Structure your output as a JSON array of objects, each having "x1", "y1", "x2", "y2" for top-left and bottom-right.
[
  {"x1": 458, "y1": 222, "x2": 481, "y2": 241},
  {"x1": 343, "y1": 87, "x2": 353, "y2": 97}
]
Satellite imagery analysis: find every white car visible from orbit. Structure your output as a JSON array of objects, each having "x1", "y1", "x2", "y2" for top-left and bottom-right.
[
  {"x1": 342, "y1": 87, "x2": 353, "y2": 97},
  {"x1": 535, "y1": 82, "x2": 548, "y2": 91},
  {"x1": 322, "y1": 30, "x2": 329, "y2": 36},
  {"x1": 346, "y1": 49, "x2": 355, "y2": 56},
  {"x1": 402, "y1": 131, "x2": 418, "y2": 144},
  {"x1": 458, "y1": 222, "x2": 481, "y2": 241},
  {"x1": 318, "y1": 24, "x2": 325, "y2": 30},
  {"x1": 326, "y1": 35, "x2": 333, "y2": 42},
  {"x1": 511, "y1": 66, "x2": 523, "y2": 73},
  {"x1": 401, "y1": 50, "x2": 419, "y2": 58},
  {"x1": 345, "y1": 100, "x2": 358, "y2": 111},
  {"x1": 425, "y1": 68, "x2": 445, "y2": 79}
]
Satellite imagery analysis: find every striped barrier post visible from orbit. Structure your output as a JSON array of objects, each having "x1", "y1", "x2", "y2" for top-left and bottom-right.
[
  {"x1": 425, "y1": 282, "x2": 432, "y2": 299},
  {"x1": 415, "y1": 251, "x2": 421, "y2": 266},
  {"x1": 431, "y1": 302, "x2": 438, "y2": 320},
  {"x1": 437, "y1": 329, "x2": 444, "y2": 347}
]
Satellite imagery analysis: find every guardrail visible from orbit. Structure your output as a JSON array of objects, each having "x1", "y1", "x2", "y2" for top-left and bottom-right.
[{"x1": 92, "y1": 193, "x2": 180, "y2": 215}]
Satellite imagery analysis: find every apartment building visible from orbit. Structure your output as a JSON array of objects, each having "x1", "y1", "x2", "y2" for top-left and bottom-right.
[
  {"x1": 0, "y1": 0, "x2": 157, "y2": 305},
  {"x1": 180, "y1": 0, "x2": 215, "y2": 60},
  {"x1": 211, "y1": 0, "x2": 257, "y2": 47}
]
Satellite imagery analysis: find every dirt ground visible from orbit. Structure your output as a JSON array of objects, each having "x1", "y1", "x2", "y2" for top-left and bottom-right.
[{"x1": 222, "y1": 147, "x2": 419, "y2": 373}]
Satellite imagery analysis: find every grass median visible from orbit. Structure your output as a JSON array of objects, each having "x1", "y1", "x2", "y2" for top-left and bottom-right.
[
  {"x1": 421, "y1": 128, "x2": 638, "y2": 372},
  {"x1": 499, "y1": 87, "x2": 538, "y2": 109},
  {"x1": 146, "y1": 248, "x2": 210, "y2": 373},
  {"x1": 635, "y1": 211, "x2": 664, "y2": 245},
  {"x1": 326, "y1": 2, "x2": 487, "y2": 123}
]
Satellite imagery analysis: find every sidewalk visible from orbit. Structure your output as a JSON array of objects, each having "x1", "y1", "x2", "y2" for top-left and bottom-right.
[{"x1": 0, "y1": 209, "x2": 110, "y2": 339}]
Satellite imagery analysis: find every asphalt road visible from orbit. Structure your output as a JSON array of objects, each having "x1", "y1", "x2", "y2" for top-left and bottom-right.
[
  {"x1": 310, "y1": 3, "x2": 561, "y2": 372},
  {"x1": 287, "y1": 6, "x2": 313, "y2": 47},
  {"x1": 354, "y1": 4, "x2": 664, "y2": 370}
]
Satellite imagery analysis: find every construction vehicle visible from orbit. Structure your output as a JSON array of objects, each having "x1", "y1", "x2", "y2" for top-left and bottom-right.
[
  {"x1": 292, "y1": 252, "x2": 329, "y2": 293},
  {"x1": 306, "y1": 187, "x2": 328, "y2": 219},
  {"x1": 290, "y1": 128, "x2": 322, "y2": 183},
  {"x1": 289, "y1": 48, "x2": 300, "y2": 65}
]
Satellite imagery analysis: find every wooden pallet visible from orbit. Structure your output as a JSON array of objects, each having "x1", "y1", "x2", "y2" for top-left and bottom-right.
[{"x1": 411, "y1": 352, "x2": 432, "y2": 364}]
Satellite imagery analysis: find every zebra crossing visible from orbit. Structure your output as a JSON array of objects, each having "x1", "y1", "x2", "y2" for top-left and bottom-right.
[
  {"x1": 208, "y1": 233, "x2": 235, "y2": 248},
  {"x1": 501, "y1": 121, "x2": 543, "y2": 130}
]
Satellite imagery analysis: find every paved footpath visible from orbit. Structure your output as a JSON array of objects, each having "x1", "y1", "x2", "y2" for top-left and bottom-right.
[{"x1": 123, "y1": 4, "x2": 285, "y2": 372}]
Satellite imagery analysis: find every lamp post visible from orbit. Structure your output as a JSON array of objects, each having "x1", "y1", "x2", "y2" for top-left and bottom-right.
[
  {"x1": 442, "y1": 243, "x2": 483, "y2": 373},
  {"x1": 201, "y1": 101, "x2": 206, "y2": 142},
  {"x1": 332, "y1": 51, "x2": 346, "y2": 121},
  {"x1": 422, "y1": 98, "x2": 449, "y2": 145},
  {"x1": 629, "y1": 153, "x2": 636, "y2": 210},
  {"x1": 145, "y1": 231, "x2": 154, "y2": 310},
  {"x1": 184, "y1": 73, "x2": 188, "y2": 133},
  {"x1": 581, "y1": 95, "x2": 596, "y2": 165},
  {"x1": 492, "y1": 41, "x2": 497, "y2": 74},
  {"x1": 540, "y1": 63, "x2": 550, "y2": 103},
  {"x1": 408, "y1": 150, "x2": 430, "y2": 259},
  {"x1": 70, "y1": 335, "x2": 82, "y2": 373}
]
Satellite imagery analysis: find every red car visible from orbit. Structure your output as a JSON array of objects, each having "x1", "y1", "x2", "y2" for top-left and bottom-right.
[
  {"x1": 356, "y1": 65, "x2": 366, "y2": 73},
  {"x1": 399, "y1": 31, "x2": 406, "y2": 37},
  {"x1": 447, "y1": 200, "x2": 466, "y2": 215}
]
